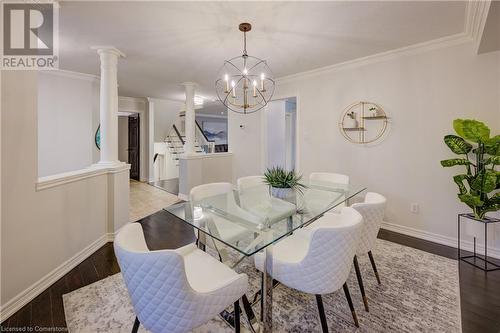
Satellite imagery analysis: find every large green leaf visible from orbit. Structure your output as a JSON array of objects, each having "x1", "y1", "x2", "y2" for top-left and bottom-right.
[
  {"x1": 485, "y1": 135, "x2": 500, "y2": 156},
  {"x1": 485, "y1": 156, "x2": 500, "y2": 165},
  {"x1": 479, "y1": 194, "x2": 500, "y2": 217},
  {"x1": 471, "y1": 170, "x2": 497, "y2": 193},
  {"x1": 444, "y1": 135, "x2": 472, "y2": 154},
  {"x1": 453, "y1": 119, "x2": 466, "y2": 138},
  {"x1": 440, "y1": 159, "x2": 471, "y2": 167},
  {"x1": 458, "y1": 193, "x2": 483, "y2": 207},
  {"x1": 461, "y1": 119, "x2": 490, "y2": 143},
  {"x1": 453, "y1": 174, "x2": 469, "y2": 194}
]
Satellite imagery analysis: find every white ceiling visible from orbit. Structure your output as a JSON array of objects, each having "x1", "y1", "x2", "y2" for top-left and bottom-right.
[{"x1": 59, "y1": 1, "x2": 467, "y2": 101}]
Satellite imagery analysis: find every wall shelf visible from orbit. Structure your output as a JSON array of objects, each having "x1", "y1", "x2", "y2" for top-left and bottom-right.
[
  {"x1": 342, "y1": 127, "x2": 366, "y2": 131},
  {"x1": 362, "y1": 116, "x2": 388, "y2": 120},
  {"x1": 339, "y1": 101, "x2": 389, "y2": 144}
]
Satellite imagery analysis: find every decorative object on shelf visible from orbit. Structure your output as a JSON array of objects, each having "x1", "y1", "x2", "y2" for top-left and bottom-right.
[
  {"x1": 457, "y1": 213, "x2": 500, "y2": 272},
  {"x1": 95, "y1": 125, "x2": 101, "y2": 150},
  {"x1": 344, "y1": 111, "x2": 358, "y2": 128},
  {"x1": 369, "y1": 106, "x2": 380, "y2": 117},
  {"x1": 215, "y1": 22, "x2": 275, "y2": 114},
  {"x1": 263, "y1": 166, "x2": 305, "y2": 203},
  {"x1": 440, "y1": 119, "x2": 499, "y2": 219},
  {"x1": 339, "y1": 101, "x2": 389, "y2": 144}
]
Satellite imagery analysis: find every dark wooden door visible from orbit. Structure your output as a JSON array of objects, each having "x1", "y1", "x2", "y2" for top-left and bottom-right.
[{"x1": 128, "y1": 116, "x2": 140, "y2": 180}]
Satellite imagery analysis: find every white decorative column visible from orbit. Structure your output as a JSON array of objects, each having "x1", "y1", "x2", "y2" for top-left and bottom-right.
[
  {"x1": 91, "y1": 46, "x2": 129, "y2": 236},
  {"x1": 92, "y1": 46, "x2": 126, "y2": 166},
  {"x1": 182, "y1": 82, "x2": 197, "y2": 156}
]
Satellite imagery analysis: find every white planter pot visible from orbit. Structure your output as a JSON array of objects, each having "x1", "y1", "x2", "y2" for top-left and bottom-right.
[
  {"x1": 271, "y1": 187, "x2": 296, "y2": 203},
  {"x1": 344, "y1": 118, "x2": 358, "y2": 128}
]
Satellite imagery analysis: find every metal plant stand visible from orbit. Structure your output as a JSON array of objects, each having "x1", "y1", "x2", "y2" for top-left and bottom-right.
[{"x1": 458, "y1": 213, "x2": 500, "y2": 272}]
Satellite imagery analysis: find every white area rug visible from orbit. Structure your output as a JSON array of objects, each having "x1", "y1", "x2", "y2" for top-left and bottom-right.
[{"x1": 63, "y1": 239, "x2": 461, "y2": 333}]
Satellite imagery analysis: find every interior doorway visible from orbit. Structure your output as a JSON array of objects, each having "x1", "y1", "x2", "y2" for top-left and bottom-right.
[
  {"x1": 128, "y1": 115, "x2": 140, "y2": 180},
  {"x1": 265, "y1": 97, "x2": 297, "y2": 171},
  {"x1": 118, "y1": 112, "x2": 140, "y2": 181}
]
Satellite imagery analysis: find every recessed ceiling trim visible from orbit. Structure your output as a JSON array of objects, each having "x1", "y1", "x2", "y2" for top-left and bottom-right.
[
  {"x1": 276, "y1": 31, "x2": 471, "y2": 84},
  {"x1": 41, "y1": 69, "x2": 99, "y2": 82}
]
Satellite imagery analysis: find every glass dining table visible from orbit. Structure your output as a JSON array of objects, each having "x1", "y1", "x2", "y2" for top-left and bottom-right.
[{"x1": 165, "y1": 180, "x2": 367, "y2": 333}]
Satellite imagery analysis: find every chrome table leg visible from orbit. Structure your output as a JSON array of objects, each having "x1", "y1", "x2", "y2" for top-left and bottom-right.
[{"x1": 262, "y1": 240, "x2": 274, "y2": 332}]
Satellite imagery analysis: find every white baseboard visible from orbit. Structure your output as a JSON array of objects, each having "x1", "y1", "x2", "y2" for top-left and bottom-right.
[
  {"x1": 381, "y1": 221, "x2": 500, "y2": 259},
  {"x1": 0, "y1": 234, "x2": 110, "y2": 321}
]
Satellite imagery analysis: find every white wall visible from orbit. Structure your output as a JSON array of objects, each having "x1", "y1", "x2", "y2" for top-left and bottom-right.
[
  {"x1": 37, "y1": 72, "x2": 100, "y2": 177},
  {"x1": 230, "y1": 41, "x2": 500, "y2": 254},
  {"x1": 153, "y1": 98, "x2": 183, "y2": 142},
  {"x1": 118, "y1": 116, "x2": 129, "y2": 163},
  {"x1": 178, "y1": 153, "x2": 233, "y2": 199},
  {"x1": 228, "y1": 111, "x2": 265, "y2": 182},
  {"x1": 2, "y1": 71, "x2": 130, "y2": 320},
  {"x1": 266, "y1": 100, "x2": 287, "y2": 169}
]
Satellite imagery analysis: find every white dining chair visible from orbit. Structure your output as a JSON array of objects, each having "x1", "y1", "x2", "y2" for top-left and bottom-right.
[
  {"x1": 310, "y1": 172, "x2": 349, "y2": 185},
  {"x1": 306, "y1": 172, "x2": 350, "y2": 215},
  {"x1": 189, "y1": 182, "x2": 261, "y2": 253},
  {"x1": 114, "y1": 222, "x2": 248, "y2": 333},
  {"x1": 237, "y1": 175, "x2": 296, "y2": 224},
  {"x1": 254, "y1": 207, "x2": 363, "y2": 331},
  {"x1": 350, "y1": 192, "x2": 387, "y2": 312}
]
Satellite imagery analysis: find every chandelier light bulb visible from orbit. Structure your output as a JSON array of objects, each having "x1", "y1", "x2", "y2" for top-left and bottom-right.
[
  {"x1": 224, "y1": 74, "x2": 229, "y2": 92},
  {"x1": 243, "y1": 68, "x2": 248, "y2": 75},
  {"x1": 231, "y1": 80, "x2": 236, "y2": 98}
]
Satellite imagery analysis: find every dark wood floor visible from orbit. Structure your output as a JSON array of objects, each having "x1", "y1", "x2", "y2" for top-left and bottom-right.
[{"x1": 2, "y1": 211, "x2": 499, "y2": 333}]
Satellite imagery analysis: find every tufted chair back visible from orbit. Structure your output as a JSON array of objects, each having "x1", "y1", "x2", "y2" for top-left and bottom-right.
[
  {"x1": 237, "y1": 175, "x2": 270, "y2": 208},
  {"x1": 114, "y1": 223, "x2": 244, "y2": 333},
  {"x1": 351, "y1": 192, "x2": 387, "y2": 255},
  {"x1": 276, "y1": 207, "x2": 362, "y2": 295},
  {"x1": 190, "y1": 182, "x2": 234, "y2": 202},
  {"x1": 305, "y1": 173, "x2": 350, "y2": 215},
  {"x1": 237, "y1": 175, "x2": 266, "y2": 192},
  {"x1": 309, "y1": 172, "x2": 349, "y2": 185}
]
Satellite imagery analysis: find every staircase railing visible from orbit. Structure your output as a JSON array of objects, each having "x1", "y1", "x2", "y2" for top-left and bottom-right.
[
  {"x1": 172, "y1": 124, "x2": 185, "y2": 145},
  {"x1": 196, "y1": 120, "x2": 214, "y2": 144}
]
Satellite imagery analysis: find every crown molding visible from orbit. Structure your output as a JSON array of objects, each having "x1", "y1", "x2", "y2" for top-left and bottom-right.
[
  {"x1": 39, "y1": 69, "x2": 99, "y2": 82},
  {"x1": 276, "y1": 32, "x2": 472, "y2": 84},
  {"x1": 277, "y1": 0, "x2": 492, "y2": 84},
  {"x1": 118, "y1": 96, "x2": 147, "y2": 104},
  {"x1": 465, "y1": 0, "x2": 491, "y2": 42},
  {"x1": 196, "y1": 113, "x2": 227, "y2": 119}
]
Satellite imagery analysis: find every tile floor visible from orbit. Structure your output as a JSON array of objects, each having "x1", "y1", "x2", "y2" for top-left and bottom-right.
[{"x1": 129, "y1": 180, "x2": 180, "y2": 222}]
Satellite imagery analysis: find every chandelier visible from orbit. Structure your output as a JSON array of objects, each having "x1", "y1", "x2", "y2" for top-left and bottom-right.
[{"x1": 215, "y1": 23, "x2": 275, "y2": 114}]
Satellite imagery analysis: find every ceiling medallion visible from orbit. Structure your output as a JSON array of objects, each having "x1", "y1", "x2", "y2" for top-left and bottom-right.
[{"x1": 215, "y1": 23, "x2": 275, "y2": 114}]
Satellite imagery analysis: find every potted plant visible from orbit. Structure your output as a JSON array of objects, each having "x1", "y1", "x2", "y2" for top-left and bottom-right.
[
  {"x1": 263, "y1": 167, "x2": 306, "y2": 203},
  {"x1": 344, "y1": 111, "x2": 358, "y2": 128},
  {"x1": 440, "y1": 119, "x2": 499, "y2": 219}
]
